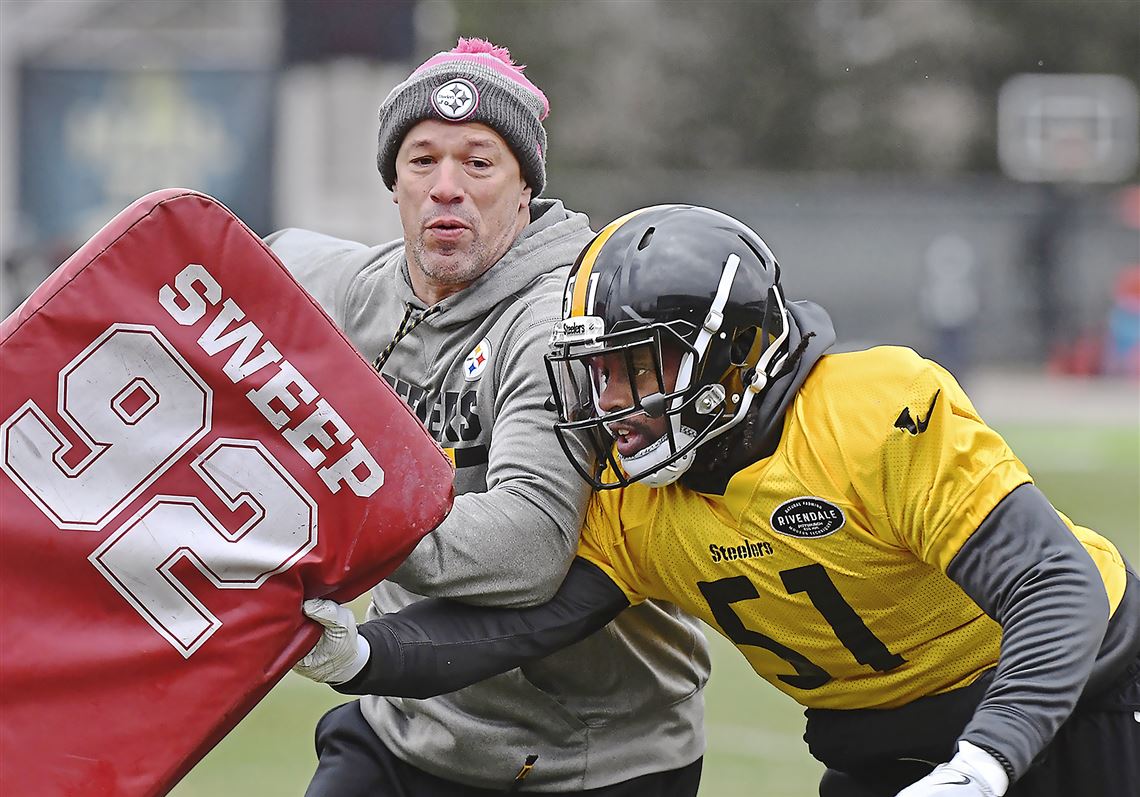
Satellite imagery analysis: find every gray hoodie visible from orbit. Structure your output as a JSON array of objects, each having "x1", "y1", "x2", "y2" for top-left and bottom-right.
[{"x1": 266, "y1": 199, "x2": 710, "y2": 790}]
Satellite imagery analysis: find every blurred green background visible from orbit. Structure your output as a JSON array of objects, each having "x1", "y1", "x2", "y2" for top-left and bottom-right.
[{"x1": 172, "y1": 420, "x2": 1139, "y2": 797}]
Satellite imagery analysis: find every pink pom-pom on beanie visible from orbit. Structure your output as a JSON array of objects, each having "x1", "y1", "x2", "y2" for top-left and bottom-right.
[{"x1": 376, "y1": 37, "x2": 549, "y2": 195}]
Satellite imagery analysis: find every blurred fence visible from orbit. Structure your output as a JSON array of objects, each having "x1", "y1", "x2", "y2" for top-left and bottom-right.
[
  {"x1": 2, "y1": 0, "x2": 1137, "y2": 374},
  {"x1": 554, "y1": 169, "x2": 1139, "y2": 371}
]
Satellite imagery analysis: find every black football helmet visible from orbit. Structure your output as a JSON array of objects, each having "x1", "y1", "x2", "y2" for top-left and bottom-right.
[{"x1": 545, "y1": 204, "x2": 790, "y2": 489}]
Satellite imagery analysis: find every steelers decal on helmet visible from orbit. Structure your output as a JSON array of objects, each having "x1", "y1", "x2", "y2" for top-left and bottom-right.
[
  {"x1": 432, "y1": 78, "x2": 479, "y2": 121},
  {"x1": 463, "y1": 338, "x2": 492, "y2": 381}
]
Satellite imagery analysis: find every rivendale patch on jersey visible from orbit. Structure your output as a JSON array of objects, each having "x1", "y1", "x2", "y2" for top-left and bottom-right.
[{"x1": 770, "y1": 497, "x2": 846, "y2": 539}]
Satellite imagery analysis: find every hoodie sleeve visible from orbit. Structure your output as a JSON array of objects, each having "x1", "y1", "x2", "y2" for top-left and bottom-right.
[
  {"x1": 385, "y1": 300, "x2": 594, "y2": 608},
  {"x1": 264, "y1": 228, "x2": 389, "y2": 327}
]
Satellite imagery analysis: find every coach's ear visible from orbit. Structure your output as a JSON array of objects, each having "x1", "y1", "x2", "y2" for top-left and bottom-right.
[{"x1": 293, "y1": 599, "x2": 370, "y2": 685}]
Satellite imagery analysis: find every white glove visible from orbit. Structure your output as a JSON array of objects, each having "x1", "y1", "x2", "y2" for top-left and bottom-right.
[
  {"x1": 292, "y1": 599, "x2": 370, "y2": 684},
  {"x1": 895, "y1": 741, "x2": 1010, "y2": 797}
]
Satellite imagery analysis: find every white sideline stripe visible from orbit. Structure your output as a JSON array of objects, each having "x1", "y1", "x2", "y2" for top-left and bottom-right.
[{"x1": 968, "y1": 371, "x2": 1140, "y2": 426}]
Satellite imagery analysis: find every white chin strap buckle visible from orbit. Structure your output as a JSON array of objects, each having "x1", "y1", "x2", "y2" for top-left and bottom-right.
[{"x1": 619, "y1": 427, "x2": 698, "y2": 487}]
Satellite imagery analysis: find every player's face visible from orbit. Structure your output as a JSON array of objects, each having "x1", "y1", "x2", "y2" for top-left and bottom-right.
[
  {"x1": 590, "y1": 342, "x2": 683, "y2": 458},
  {"x1": 394, "y1": 119, "x2": 532, "y2": 304}
]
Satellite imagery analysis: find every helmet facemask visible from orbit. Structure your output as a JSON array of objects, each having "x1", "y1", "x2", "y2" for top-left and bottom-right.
[
  {"x1": 545, "y1": 204, "x2": 793, "y2": 490},
  {"x1": 546, "y1": 264, "x2": 791, "y2": 490},
  {"x1": 546, "y1": 321, "x2": 706, "y2": 489}
]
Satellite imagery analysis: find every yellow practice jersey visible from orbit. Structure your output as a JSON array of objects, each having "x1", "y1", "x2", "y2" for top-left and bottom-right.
[{"x1": 578, "y1": 346, "x2": 1129, "y2": 710}]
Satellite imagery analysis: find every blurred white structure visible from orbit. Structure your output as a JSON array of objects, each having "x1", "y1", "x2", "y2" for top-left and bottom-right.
[
  {"x1": 999, "y1": 74, "x2": 1139, "y2": 184},
  {"x1": 273, "y1": 59, "x2": 405, "y2": 244}
]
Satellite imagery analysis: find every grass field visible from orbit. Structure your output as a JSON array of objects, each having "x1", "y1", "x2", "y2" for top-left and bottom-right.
[{"x1": 171, "y1": 420, "x2": 1139, "y2": 797}]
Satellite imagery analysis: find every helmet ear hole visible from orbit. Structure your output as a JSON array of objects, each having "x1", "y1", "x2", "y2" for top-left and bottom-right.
[{"x1": 730, "y1": 327, "x2": 759, "y2": 366}]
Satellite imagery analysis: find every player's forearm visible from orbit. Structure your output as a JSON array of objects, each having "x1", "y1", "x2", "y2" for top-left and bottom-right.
[
  {"x1": 947, "y1": 484, "x2": 1110, "y2": 781},
  {"x1": 335, "y1": 558, "x2": 630, "y2": 697}
]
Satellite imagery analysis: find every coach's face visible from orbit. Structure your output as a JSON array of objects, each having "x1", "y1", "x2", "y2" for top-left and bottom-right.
[{"x1": 394, "y1": 119, "x2": 532, "y2": 306}]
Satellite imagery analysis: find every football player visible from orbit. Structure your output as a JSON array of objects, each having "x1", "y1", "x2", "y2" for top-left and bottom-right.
[{"x1": 295, "y1": 205, "x2": 1140, "y2": 797}]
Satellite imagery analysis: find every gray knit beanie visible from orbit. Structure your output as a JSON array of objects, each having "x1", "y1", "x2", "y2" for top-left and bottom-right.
[{"x1": 377, "y1": 38, "x2": 549, "y2": 196}]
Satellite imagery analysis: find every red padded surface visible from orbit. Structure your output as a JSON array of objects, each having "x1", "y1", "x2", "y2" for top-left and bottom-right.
[{"x1": 0, "y1": 190, "x2": 453, "y2": 796}]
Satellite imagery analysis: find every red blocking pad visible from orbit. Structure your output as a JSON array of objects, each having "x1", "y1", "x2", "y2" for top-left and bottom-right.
[{"x1": 0, "y1": 189, "x2": 454, "y2": 797}]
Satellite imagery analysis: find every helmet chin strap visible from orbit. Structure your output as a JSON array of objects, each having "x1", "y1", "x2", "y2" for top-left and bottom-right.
[
  {"x1": 625, "y1": 271, "x2": 791, "y2": 489},
  {"x1": 700, "y1": 285, "x2": 791, "y2": 447},
  {"x1": 625, "y1": 252, "x2": 743, "y2": 487},
  {"x1": 618, "y1": 426, "x2": 698, "y2": 487}
]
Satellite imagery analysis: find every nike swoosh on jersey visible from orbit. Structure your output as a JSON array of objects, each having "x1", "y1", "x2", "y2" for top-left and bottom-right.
[{"x1": 893, "y1": 389, "x2": 941, "y2": 435}]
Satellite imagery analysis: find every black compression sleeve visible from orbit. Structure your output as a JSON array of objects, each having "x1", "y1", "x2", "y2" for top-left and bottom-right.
[
  {"x1": 947, "y1": 483, "x2": 1109, "y2": 780},
  {"x1": 335, "y1": 557, "x2": 631, "y2": 698}
]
